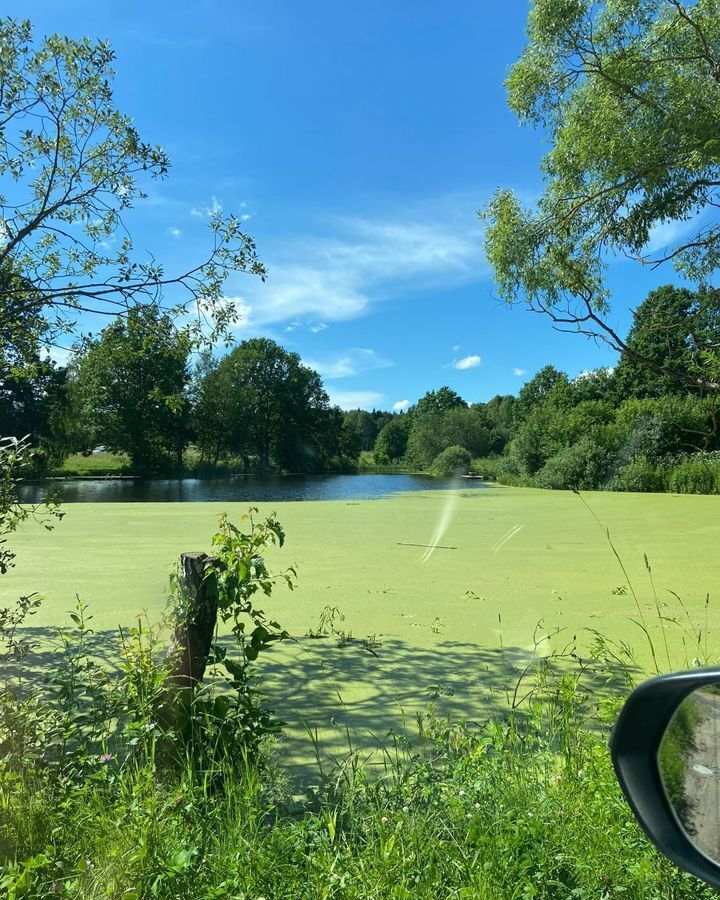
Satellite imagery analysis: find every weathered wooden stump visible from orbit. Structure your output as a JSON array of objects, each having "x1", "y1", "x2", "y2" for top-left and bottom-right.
[{"x1": 158, "y1": 551, "x2": 220, "y2": 734}]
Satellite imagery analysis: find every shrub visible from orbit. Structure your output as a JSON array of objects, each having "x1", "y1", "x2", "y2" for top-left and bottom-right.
[
  {"x1": 668, "y1": 457, "x2": 720, "y2": 494},
  {"x1": 610, "y1": 457, "x2": 668, "y2": 493},
  {"x1": 534, "y1": 436, "x2": 615, "y2": 490},
  {"x1": 429, "y1": 445, "x2": 471, "y2": 477}
]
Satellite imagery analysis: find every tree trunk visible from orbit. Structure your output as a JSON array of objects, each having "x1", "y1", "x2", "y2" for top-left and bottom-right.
[
  {"x1": 165, "y1": 552, "x2": 219, "y2": 688},
  {"x1": 157, "y1": 552, "x2": 219, "y2": 735}
]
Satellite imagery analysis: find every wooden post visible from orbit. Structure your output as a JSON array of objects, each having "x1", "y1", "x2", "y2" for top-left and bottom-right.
[
  {"x1": 165, "y1": 552, "x2": 220, "y2": 688},
  {"x1": 158, "y1": 552, "x2": 219, "y2": 736}
]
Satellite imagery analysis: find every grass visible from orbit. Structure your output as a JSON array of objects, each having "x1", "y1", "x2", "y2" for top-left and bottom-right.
[
  {"x1": 52, "y1": 452, "x2": 131, "y2": 477},
  {"x1": 0, "y1": 622, "x2": 712, "y2": 899},
  {"x1": 4, "y1": 485, "x2": 720, "y2": 781}
]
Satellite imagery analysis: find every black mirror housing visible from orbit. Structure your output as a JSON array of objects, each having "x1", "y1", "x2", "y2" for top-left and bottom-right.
[{"x1": 611, "y1": 668, "x2": 720, "y2": 888}]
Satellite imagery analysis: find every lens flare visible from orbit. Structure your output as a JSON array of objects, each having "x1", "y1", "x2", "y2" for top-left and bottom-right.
[
  {"x1": 420, "y1": 481, "x2": 460, "y2": 563},
  {"x1": 492, "y1": 523, "x2": 523, "y2": 555}
]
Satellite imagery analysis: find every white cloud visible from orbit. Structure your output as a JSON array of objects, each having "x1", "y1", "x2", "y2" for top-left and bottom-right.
[
  {"x1": 166, "y1": 226, "x2": 182, "y2": 239},
  {"x1": 393, "y1": 399, "x2": 410, "y2": 411},
  {"x1": 512, "y1": 367, "x2": 527, "y2": 377},
  {"x1": 328, "y1": 389, "x2": 384, "y2": 410},
  {"x1": 226, "y1": 196, "x2": 489, "y2": 333},
  {"x1": 452, "y1": 354, "x2": 482, "y2": 370},
  {"x1": 284, "y1": 320, "x2": 300, "y2": 333},
  {"x1": 41, "y1": 345, "x2": 73, "y2": 367},
  {"x1": 452, "y1": 344, "x2": 461, "y2": 352},
  {"x1": 310, "y1": 322, "x2": 328, "y2": 333},
  {"x1": 304, "y1": 348, "x2": 393, "y2": 380},
  {"x1": 190, "y1": 195, "x2": 224, "y2": 219}
]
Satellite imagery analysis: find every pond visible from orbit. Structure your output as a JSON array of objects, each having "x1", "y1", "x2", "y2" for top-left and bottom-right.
[{"x1": 19, "y1": 473, "x2": 492, "y2": 503}]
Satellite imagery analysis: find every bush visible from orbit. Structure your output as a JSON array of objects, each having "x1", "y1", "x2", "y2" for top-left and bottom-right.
[
  {"x1": 470, "y1": 456, "x2": 504, "y2": 480},
  {"x1": 534, "y1": 437, "x2": 615, "y2": 490},
  {"x1": 610, "y1": 457, "x2": 668, "y2": 493},
  {"x1": 429, "y1": 445, "x2": 471, "y2": 477},
  {"x1": 668, "y1": 457, "x2": 720, "y2": 494}
]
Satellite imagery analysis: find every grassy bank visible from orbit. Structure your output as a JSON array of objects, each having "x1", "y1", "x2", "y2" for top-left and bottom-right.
[
  {"x1": 4, "y1": 486, "x2": 720, "y2": 779},
  {"x1": 2, "y1": 671, "x2": 711, "y2": 899}
]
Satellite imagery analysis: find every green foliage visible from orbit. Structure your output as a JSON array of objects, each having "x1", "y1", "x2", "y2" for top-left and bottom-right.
[
  {"x1": 373, "y1": 415, "x2": 410, "y2": 464},
  {"x1": 483, "y1": 1, "x2": 720, "y2": 392},
  {"x1": 413, "y1": 386, "x2": 467, "y2": 417},
  {"x1": 658, "y1": 698, "x2": 702, "y2": 817},
  {"x1": 71, "y1": 307, "x2": 191, "y2": 472},
  {"x1": 0, "y1": 436, "x2": 63, "y2": 576},
  {"x1": 534, "y1": 435, "x2": 616, "y2": 490},
  {"x1": 0, "y1": 18, "x2": 264, "y2": 352},
  {"x1": 0, "y1": 631, "x2": 714, "y2": 898},
  {"x1": 193, "y1": 338, "x2": 341, "y2": 473},
  {"x1": 668, "y1": 456, "x2": 720, "y2": 494},
  {"x1": 429, "y1": 445, "x2": 471, "y2": 477},
  {"x1": 615, "y1": 286, "x2": 720, "y2": 398},
  {"x1": 610, "y1": 457, "x2": 669, "y2": 494}
]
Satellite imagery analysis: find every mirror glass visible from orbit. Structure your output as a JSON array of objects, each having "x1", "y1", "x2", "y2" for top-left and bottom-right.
[{"x1": 659, "y1": 686, "x2": 720, "y2": 864}]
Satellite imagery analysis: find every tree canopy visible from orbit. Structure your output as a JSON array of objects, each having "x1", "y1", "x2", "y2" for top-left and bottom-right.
[
  {"x1": 72, "y1": 306, "x2": 191, "y2": 471},
  {"x1": 194, "y1": 338, "x2": 342, "y2": 473},
  {"x1": 483, "y1": 0, "x2": 720, "y2": 392},
  {"x1": 0, "y1": 18, "x2": 264, "y2": 363}
]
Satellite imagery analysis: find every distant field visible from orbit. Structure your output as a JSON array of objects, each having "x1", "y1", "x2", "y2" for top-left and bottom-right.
[
  {"x1": 5, "y1": 486, "x2": 720, "y2": 775},
  {"x1": 53, "y1": 451, "x2": 130, "y2": 476}
]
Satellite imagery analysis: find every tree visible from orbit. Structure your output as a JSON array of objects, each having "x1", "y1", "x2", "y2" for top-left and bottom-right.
[
  {"x1": 513, "y1": 366, "x2": 569, "y2": 425},
  {"x1": 441, "y1": 406, "x2": 493, "y2": 458},
  {"x1": 483, "y1": 0, "x2": 720, "y2": 392},
  {"x1": 430, "y1": 445, "x2": 472, "y2": 477},
  {"x1": 0, "y1": 18, "x2": 264, "y2": 364},
  {"x1": 72, "y1": 307, "x2": 191, "y2": 471},
  {"x1": 342, "y1": 410, "x2": 379, "y2": 451},
  {"x1": 194, "y1": 339, "x2": 339, "y2": 473},
  {"x1": 614, "y1": 286, "x2": 720, "y2": 398},
  {"x1": 0, "y1": 358, "x2": 70, "y2": 466},
  {"x1": 413, "y1": 387, "x2": 467, "y2": 417},
  {"x1": 373, "y1": 416, "x2": 410, "y2": 463}
]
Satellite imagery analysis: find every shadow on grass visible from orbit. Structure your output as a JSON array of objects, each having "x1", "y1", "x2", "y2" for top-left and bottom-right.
[{"x1": 3, "y1": 624, "x2": 640, "y2": 790}]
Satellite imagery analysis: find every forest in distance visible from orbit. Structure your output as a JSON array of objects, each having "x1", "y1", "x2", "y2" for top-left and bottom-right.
[{"x1": 4, "y1": 282, "x2": 720, "y2": 494}]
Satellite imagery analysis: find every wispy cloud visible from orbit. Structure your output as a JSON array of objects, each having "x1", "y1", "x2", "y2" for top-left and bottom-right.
[
  {"x1": 393, "y1": 399, "x2": 410, "y2": 411},
  {"x1": 190, "y1": 196, "x2": 224, "y2": 219},
  {"x1": 328, "y1": 389, "x2": 384, "y2": 410},
  {"x1": 452, "y1": 354, "x2": 482, "y2": 370},
  {"x1": 310, "y1": 322, "x2": 328, "y2": 333},
  {"x1": 166, "y1": 226, "x2": 183, "y2": 239},
  {"x1": 304, "y1": 348, "x2": 393, "y2": 380},
  {"x1": 512, "y1": 367, "x2": 527, "y2": 377},
  {"x1": 226, "y1": 196, "x2": 488, "y2": 333}
]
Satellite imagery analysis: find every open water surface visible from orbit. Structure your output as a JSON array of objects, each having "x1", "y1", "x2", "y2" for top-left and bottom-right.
[{"x1": 20, "y1": 473, "x2": 492, "y2": 503}]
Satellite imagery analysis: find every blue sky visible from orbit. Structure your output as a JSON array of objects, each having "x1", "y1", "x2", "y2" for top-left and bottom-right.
[{"x1": 12, "y1": 1, "x2": 682, "y2": 409}]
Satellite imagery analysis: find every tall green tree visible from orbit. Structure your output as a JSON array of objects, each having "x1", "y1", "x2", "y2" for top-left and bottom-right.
[
  {"x1": 614, "y1": 286, "x2": 720, "y2": 398},
  {"x1": 414, "y1": 387, "x2": 467, "y2": 417},
  {"x1": 483, "y1": 0, "x2": 720, "y2": 392},
  {"x1": 194, "y1": 339, "x2": 340, "y2": 472},
  {"x1": 72, "y1": 307, "x2": 191, "y2": 471},
  {"x1": 373, "y1": 416, "x2": 410, "y2": 463},
  {"x1": 513, "y1": 365, "x2": 569, "y2": 425}
]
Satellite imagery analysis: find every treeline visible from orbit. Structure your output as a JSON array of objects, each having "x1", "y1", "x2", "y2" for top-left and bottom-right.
[
  {"x1": 357, "y1": 285, "x2": 720, "y2": 494},
  {"x1": 5, "y1": 284, "x2": 720, "y2": 491},
  {"x1": 1, "y1": 307, "x2": 360, "y2": 475}
]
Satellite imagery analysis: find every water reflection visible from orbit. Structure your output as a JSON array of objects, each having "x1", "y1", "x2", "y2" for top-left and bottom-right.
[
  {"x1": 659, "y1": 687, "x2": 720, "y2": 864},
  {"x1": 19, "y1": 473, "x2": 491, "y2": 504}
]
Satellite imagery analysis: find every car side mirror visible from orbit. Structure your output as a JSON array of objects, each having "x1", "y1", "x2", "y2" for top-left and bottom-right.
[{"x1": 611, "y1": 669, "x2": 720, "y2": 888}]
